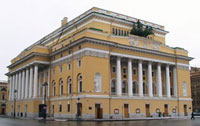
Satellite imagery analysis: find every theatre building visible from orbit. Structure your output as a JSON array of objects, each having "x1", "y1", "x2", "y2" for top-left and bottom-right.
[{"x1": 6, "y1": 7, "x2": 193, "y2": 119}]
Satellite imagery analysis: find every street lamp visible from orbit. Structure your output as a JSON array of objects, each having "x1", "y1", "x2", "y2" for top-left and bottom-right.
[
  {"x1": 13, "y1": 89, "x2": 17, "y2": 118},
  {"x1": 42, "y1": 82, "x2": 48, "y2": 120}
]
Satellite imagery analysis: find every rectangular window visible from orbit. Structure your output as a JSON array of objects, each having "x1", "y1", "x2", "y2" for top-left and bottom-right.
[
  {"x1": 67, "y1": 104, "x2": 70, "y2": 112},
  {"x1": 60, "y1": 53, "x2": 63, "y2": 57},
  {"x1": 2, "y1": 95, "x2": 5, "y2": 100},
  {"x1": 112, "y1": 66, "x2": 116, "y2": 73},
  {"x1": 59, "y1": 104, "x2": 62, "y2": 112},
  {"x1": 52, "y1": 68, "x2": 55, "y2": 75},
  {"x1": 133, "y1": 69, "x2": 137, "y2": 75},
  {"x1": 60, "y1": 66, "x2": 63, "y2": 73},
  {"x1": 152, "y1": 71, "x2": 154, "y2": 77},
  {"x1": 112, "y1": 28, "x2": 115, "y2": 34},
  {"x1": 143, "y1": 70, "x2": 146, "y2": 76},
  {"x1": 68, "y1": 63, "x2": 71, "y2": 71},
  {"x1": 78, "y1": 59, "x2": 81, "y2": 67},
  {"x1": 123, "y1": 67, "x2": 127, "y2": 74}
]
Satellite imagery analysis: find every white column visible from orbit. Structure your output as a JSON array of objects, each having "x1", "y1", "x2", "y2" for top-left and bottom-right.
[
  {"x1": 47, "y1": 67, "x2": 50, "y2": 97},
  {"x1": 33, "y1": 65, "x2": 38, "y2": 98},
  {"x1": 21, "y1": 70, "x2": 25, "y2": 99},
  {"x1": 9, "y1": 76, "x2": 13, "y2": 101},
  {"x1": 38, "y1": 72, "x2": 41, "y2": 97},
  {"x1": 128, "y1": 59, "x2": 133, "y2": 96},
  {"x1": 15, "y1": 73, "x2": 19, "y2": 99},
  {"x1": 138, "y1": 60, "x2": 143, "y2": 97},
  {"x1": 173, "y1": 66, "x2": 178, "y2": 97},
  {"x1": 18, "y1": 72, "x2": 22, "y2": 99},
  {"x1": 25, "y1": 68, "x2": 29, "y2": 99},
  {"x1": 43, "y1": 71, "x2": 46, "y2": 97},
  {"x1": 148, "y1": 62, "x2": 153, "y2": 97},
  {"x1": 29, "y1": 67, "x2": 33, "y2": 98},
  {"x1": 116, "y1": 57, "x2": 122, "y2": 96},
  {"x1": 166, "y1": 65, "x2": 171, "y2": 98},
  {"x1": 12, "y1": 75, "x2": 15, "y2": 100},
  {"x1": 156, "y1": 63, "x2": 162, "y2": 97}
]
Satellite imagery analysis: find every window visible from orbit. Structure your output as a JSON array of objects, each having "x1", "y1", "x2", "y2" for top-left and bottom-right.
[
  {"x1": 52, "y1": 68, "x2": 55, "y2": 75},
  {"x1": 78, "y1": 59, "x2": 81, "y2": 67},
  {"x1": 123, "y1": 67, "x2": 127, "y2": 74},
  {"x1": 132, "y1": 81, "x2": 137, "y2": 94},
  {"x1": 111, "y1": 80, "x2": 116, "y2": 93},
  {"x1": 67, "y1": 104, "x2": 70, "y2": 112},
  {"x1": 112, "y1": 66, "x2": 116, "y2": 73},
  {"x1": 60, "y1": 79, "x2": 64, "y2": 95},
  {"x1": 52, "y1": 81, "x2": 56, "y2": 96},
  {"x1": 133, "y1": 69, "x2": 137, "y2": 75},
  {"x1": 79, "y1": 45, "x2": 81, "y2": 50},
  {"x1": 94, "y1": 73, "x2": 102, "y2": 92},
  {"x1": 78, "y1": 75, "x2": 83, "y2": 93},
  {"x1": 115, "y1": 29, "x2": 118, "y2": 35},
  {"x1": 122, "y1": 81, "x2": 128, "y2": 94},
  {"x1": 2, "y1": 94, "x2": 5, "y2": 100},
  {"x1": 68, "y1": 78, "x2": 72, "y2": 95},
  {"x1": 183, "y1": 81, "x2": 187, "y2": 96},
  {"x1": 59, "y1": 104, "x2": 62, "y2": 112},
  {"x1": 68, "y1": 50, "x2": 71, "y2": 54},
  {"x1": 112, "y1": 28, "x2": 115, "y2": 34},
  {"x1": 152, "y1": 71, "x2": 154, "y2": 77},
  {"x1": 143, "y1": 82, "x2": 146, "y2": 94},
  {"x1": 60, "y1": 53, "x2": 63, "y2": 57},
  {"x1": 143, "y1": 70, "x2": 146, "y2": 76},
  {"x1": 68, "y1": 63, "x2": 71, "y2": 71},
  {"x1": 60, "y1": 66, "x2": 63, "y2": 73},
  {"x1": 170, "y1": 72, "x2": 172, "y2": 77}
]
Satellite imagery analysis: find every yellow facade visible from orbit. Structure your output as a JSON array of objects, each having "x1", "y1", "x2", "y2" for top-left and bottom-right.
[
  {"x1": 0, "y1": 81, "x2": 8, "y2": 115},
  {"x1": 6, "y1": 7, "x2": 192, "y2": 119}
]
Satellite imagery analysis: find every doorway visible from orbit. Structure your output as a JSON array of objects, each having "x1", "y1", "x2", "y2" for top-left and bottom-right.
[
  {"x1": 124, "y1": 104, "x2": 129, "y2": 118},
  {"x1": 145, "y1": 104, "x2": 150, "y2": 117},
  {"x1": 95, "y1": 104, "x2": 103, "y2": 119},
  {"x1": 184, "y1": 105, "x2": 187, "y2": 116},
  {"x1": 164, "y1": 104, "x2": 168, "y2": 116},
  {"x1": 77, "y1": 103, "x2": 82, "y2": 117}
]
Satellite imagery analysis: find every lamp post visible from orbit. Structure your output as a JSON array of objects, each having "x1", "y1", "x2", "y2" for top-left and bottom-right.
[
  {"x1": 42, "y1": 82, "x2": 48, "y2": 120},
  {"x1": 13, "y1": 89, "x2": 17, "y2": 118}
]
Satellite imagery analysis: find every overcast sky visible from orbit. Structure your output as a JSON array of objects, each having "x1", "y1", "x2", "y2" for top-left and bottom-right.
[{"x1": 0, "y1": 0, "x2": 199, "y2": 80}]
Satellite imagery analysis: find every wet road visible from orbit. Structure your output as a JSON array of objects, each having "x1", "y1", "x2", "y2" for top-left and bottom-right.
[{"x1": 0, "y1": 117, "x2": 200, "y2": 126}]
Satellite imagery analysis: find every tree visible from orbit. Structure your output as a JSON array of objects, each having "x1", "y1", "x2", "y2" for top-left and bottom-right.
[{"x1": 130, "y1": 20, "x2": 154, "y2": 37}]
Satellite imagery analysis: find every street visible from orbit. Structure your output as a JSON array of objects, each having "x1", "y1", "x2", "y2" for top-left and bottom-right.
[{"x1": 0, "y1": 117, "x2": 200, "y2": 126}]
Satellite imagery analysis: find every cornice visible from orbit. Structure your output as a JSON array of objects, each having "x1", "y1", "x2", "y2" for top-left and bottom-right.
[
  {"x1": 50, "y1": 37, "x2": 193, "y2": 61},
  {"x1": 7, "y1": 52, "x2": 49, "y2": 69}
]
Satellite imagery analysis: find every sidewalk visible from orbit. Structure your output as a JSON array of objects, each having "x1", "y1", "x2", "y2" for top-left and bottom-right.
[{"x1": 0, "y1": 115, "x2": 193, "y2": 122}]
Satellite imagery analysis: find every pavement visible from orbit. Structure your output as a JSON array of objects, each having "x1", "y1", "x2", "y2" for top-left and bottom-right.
[{"x1": 0, "y1": 115, "x2": 193, "y2": 122}]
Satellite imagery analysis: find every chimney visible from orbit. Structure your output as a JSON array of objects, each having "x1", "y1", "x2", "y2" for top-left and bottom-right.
[{"x1": 61, "y1": 17, "x2": 68, "y2": 26}]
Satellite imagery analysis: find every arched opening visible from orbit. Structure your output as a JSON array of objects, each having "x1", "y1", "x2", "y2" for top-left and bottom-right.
[
  {"x1": 78, "y1": 74, "x2": 83, "y2": 93},
  {"x1": 59, "y1": 79, "x2": 64, "y2": 95},
  {"x1": 52, "y1": 81, "x2": 56, "y2": 96},
  {"x1": 67, "y1": 77, "x2": 72, "y2": 95}
]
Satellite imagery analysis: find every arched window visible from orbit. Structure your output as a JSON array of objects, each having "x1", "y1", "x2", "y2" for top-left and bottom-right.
[
  {"x1": 94, "y1": 73, "x2": 102, "y2": 92},
  {"x1": 132, "y1": 81, "x2": 137, "y2": 94},
  {"x1": 78, "y1": 75, "x2": 83, "y2": 93},
  {"x1": 122, "y1": 80, "x2": 128, "y2": 94},
  {"x1": 59, "y1": 79, "x2": 64, "y2": 95},
  {"x1": 111, "y1": 79, "x2": 116, "y2": 94},
  {"x1": 68, "y1": 77, "x2": 72, "y2": 95},
  {"x1": 183, "y1": 81, "x2": 187, "y2": 96},
  {"x1": 52, "y1": 81, "x2": 56, "y2": 96}
]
